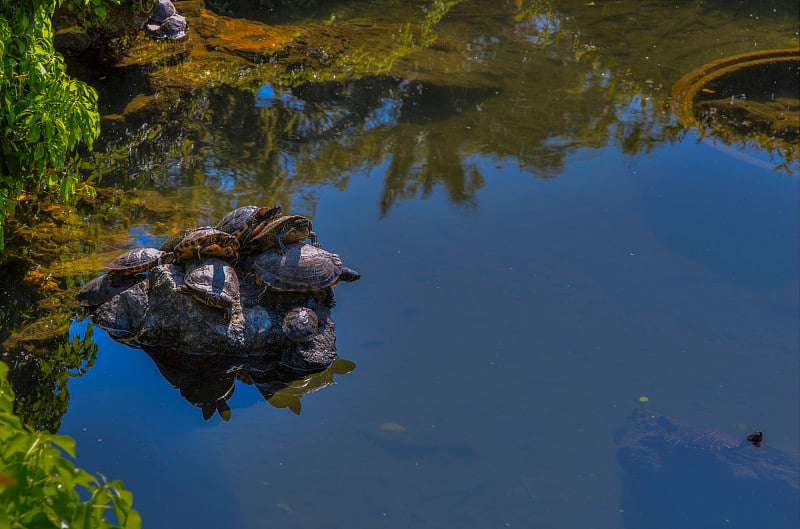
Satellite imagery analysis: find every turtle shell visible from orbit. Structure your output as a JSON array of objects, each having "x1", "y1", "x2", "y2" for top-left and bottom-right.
[
  {"x1": 148, "y1": 14, "x2": 188, "y2": 41},
  {"x1": 252, "y1": 243, "x2": 343, "y2": 292},
  {"x1": 173, "y1": 227, "x2": 239, "y2": 262},
  {"x1": 282, "y1": 306, "x2": 319, "y2": 343},
  {"x1": 216, "y1": 205, "x2": 282, "y2": 246},
  {"x1": 148, "y1": 0, "x2": 177, "y2": 24},
  {"x1": 180, "y1": 259, "x2": 240, "y2": 311},
  {"x1": 245, "y1": 215, "x2": 317, "y2": 254},
  {"x1": 106, "y1": 247, "x2": 167, "y2": 275}
]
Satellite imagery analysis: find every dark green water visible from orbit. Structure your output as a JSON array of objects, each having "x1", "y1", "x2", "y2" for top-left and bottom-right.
[{"x1": 46, "y1": 0, "x2": 800, "y2": 527}]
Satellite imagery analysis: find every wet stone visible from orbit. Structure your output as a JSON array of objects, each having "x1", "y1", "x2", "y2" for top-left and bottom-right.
[{"x1": 80, "y1": 236, "x2": 359, "y2": 370}]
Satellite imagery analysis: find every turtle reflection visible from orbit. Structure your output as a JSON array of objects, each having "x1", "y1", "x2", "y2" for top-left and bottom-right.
[{"x1": 146, "y1": 348, "x2": 355, "y2": 420}]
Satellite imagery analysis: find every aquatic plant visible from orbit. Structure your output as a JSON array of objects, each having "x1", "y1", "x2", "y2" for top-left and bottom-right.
[
  {"x1": 0, "y1": 360, "x2": 141, "y2": 528},
  {"x1": 0, "y1": 0, "x2": 120, "y2": 249}
]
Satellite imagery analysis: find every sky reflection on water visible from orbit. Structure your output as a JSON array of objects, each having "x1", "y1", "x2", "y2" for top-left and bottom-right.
[
  {"x1": 48, "y1": 1, "x2": 800, "y2": 528},
  {"x1": 62, "y1": 135, "x2": 799, "y2": 528}
]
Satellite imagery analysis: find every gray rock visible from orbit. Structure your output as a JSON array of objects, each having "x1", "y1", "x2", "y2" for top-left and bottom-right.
[{"x1": 85, "y1": 258, "x2": 348, "y2": 369}]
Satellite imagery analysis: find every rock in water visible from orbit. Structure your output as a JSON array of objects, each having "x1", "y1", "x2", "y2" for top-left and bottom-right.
[{"x1": 616, "y1": 407, "x2": 799, "y2": 529}]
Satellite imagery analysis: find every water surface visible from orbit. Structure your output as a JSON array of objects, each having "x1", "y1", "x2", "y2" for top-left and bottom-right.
[{"x1": 38, "y1": 1, "x2": 800, "y2": 527}]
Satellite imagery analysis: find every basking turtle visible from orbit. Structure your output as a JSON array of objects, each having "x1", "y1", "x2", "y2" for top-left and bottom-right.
[
  {"x1": 106, "y1": 247, "x2": 169, "y2": 285},
  {"x1": 172, "y1": 227, "x2": 240, "y2": 263},
  {"x1": 216, "y1": 205, "x2": 282, "y2": 248},
  {"x1": 78, "y1": 247, "x2": 166, "y2": 307},
  {"x1": 147, "y1": 0, "x2": 176, "y2": 24},
  {"x1": 616, "y1": 407, "x2": 799, "y2": 529},
  {"x1": 282, "y1": 304, "x2": 319, "y2": 343},
  {"x1": 148, "y1": 15, "x2": 188, "y2": 41},
  {"x1": 245, "y1": 215, "x2": 319, "y2": 255},
  {"x1": 178, "y1": 258, "x2": 241, "y2": 319},
  {"x1": 251, "y1": 242, "x2": 360, "y2": 307},
  {"x1": 145, "y1": 1, "x2": 187, "y2": 41}
]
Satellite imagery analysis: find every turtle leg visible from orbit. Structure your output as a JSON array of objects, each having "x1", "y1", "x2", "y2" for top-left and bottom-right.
[
  {"x1": 193, "y1": 244, "x2": 203, "y2": 262},
  {"x1": 308, "y1": 231, "x2": 321, "y2": 248},
  {"x1": 276, "y1": 233, "x2": 289, "y2": 255}
]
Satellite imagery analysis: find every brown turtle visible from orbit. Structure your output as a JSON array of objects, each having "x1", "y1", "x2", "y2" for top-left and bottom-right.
[
  {"x1": 172, "y1": 227, "x2": 240, "y2": 263},
  {"x1": 245, "y1": 215, "x2": 319, "y2": 255},
  {"x1": 251, "y1": 242, "x2": 360, "y2": 307},
  {"x1": 215, "y1": 205, "x2": 282, "y2": 248},
  {"x1": 106, "y1": 248, "x2": 169, "y2": 284},
  {"x1": 78, "y1": 247, "x2": 168, "y2": 307},
  {"x1": 178, "y1": 258, "x2": 241, "y2": 320}
]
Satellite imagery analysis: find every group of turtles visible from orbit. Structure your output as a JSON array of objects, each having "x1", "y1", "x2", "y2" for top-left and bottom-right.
[{"x1": 80, "y1": 204, "x2": 360, "y2": 344}]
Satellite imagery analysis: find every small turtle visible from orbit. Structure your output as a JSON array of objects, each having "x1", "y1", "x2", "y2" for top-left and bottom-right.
[
  {"x1": 245, "y1": 215, "x2": 319, "y2": 255},
  {"x1": 106, "y1": 247, "x2": 169, "y2": 285},
  {"x1": 282, "y1": 304, "x2": 319, "y2": 343},
  {"x1": 79, "y1": 247, "x2": 167, "y2": 307},
  {"x1": 616, "y1": 407, "x2": 799, "y2": 529},
  {"x1": 216, "y1": 205, "x2": 282, "y2": 248},
  {"x1": 173, "y1": 227, "x2": 240, "y2": 263},
  {"x1": 178, "y1": 258, "x2": 241, "y2": 319},
  {"x1": 147, "y1": 0, "x2": 177, "y2": 24},
  {"x1": 146, "y1": 14, "x2": 188, "y2": 41},
  {"x1": 251, "y1": 242, "x2": 360, "y2": 307}
]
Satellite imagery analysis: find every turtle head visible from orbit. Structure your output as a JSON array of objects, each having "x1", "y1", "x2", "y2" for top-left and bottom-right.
[
  {"x1": 252, "y1": 204, "x2": 283, "y2": 225},
  {"x1": 292, "y1": 217, "x2": 312, "y2": 230}
]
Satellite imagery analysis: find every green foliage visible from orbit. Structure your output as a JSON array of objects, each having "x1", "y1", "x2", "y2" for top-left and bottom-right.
[
  {"x1": 0, "y1": 1, "x2": 113, "y2": 249},
  {"x1": 0, "y1": 360, "x2": 141, "y2": 529}
]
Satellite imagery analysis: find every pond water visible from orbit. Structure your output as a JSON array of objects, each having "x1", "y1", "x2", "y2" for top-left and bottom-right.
[{"x1": 11, "y1": 0, "x2": 800, "y2": 528}]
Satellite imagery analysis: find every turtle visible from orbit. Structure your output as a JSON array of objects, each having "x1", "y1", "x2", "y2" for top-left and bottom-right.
[
  {"x1": 172, "y1": 227, "x2": 240, "y2": 263},
  {"x1": 147, "y1": 0, "x2": 177, "y2": 24},
  {"x1": 215, "y1": 204, "x2": 283, "y2": 248},
  {"x1": 250, "y1": 242, "x2": 361, "y2": 307},
  {"x1": 146, "y1": 14, "x2": 188, "y2": 41},
  {"x1": 105, "y1": 247, "x2": 169, "y2": 285},
  {"x1": 144, "y1": 1, "x2": 187, "y2": 41},
  {"x1": 245, "y1": 215, "x2": 319, "y2": 255},
  {"x1": 178, "y1": 258, "x2": 241, "y2": 320},
  {"x1": 282, "y1": 304, "x2": 319, "y2": 343},
  {"x1": 78, "y1": 247, "x2": 167, "y2": 307},
  {"x1": 616, "y1": 407, "x2": 799, "y2": 529}
]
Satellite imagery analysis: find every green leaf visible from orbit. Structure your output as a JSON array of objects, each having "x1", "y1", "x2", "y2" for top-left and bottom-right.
[
  {"x1": 26, "y1": 125, "x2": 40, "y2": 143},
  {"x1": 49, "y1": 435, "x2": 76, "y2": 458}
]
